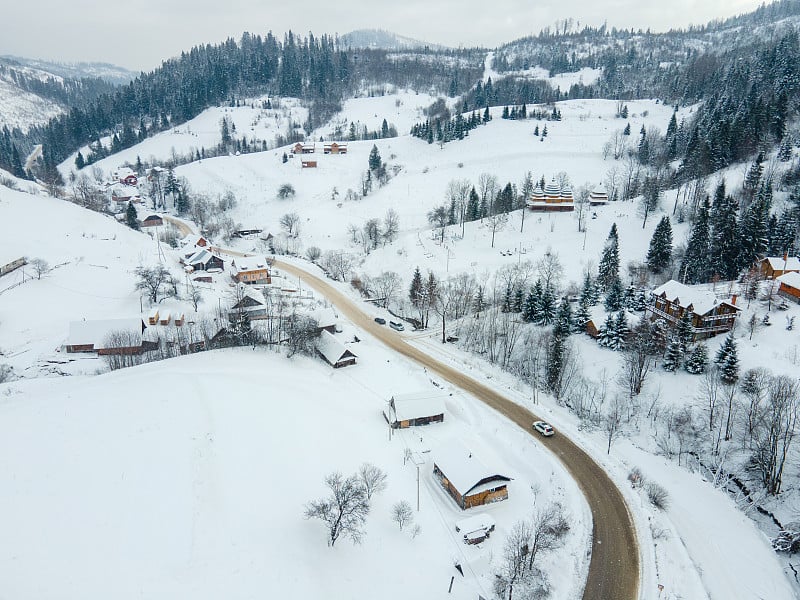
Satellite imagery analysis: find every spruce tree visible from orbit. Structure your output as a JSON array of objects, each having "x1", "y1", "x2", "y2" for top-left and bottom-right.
[
  {"x1": 545, "y1": 332, "x2": 565, "y2": 396},
  {"x1": 738, "y1": 195, "x2": 770, "y2": 271},
  {"x1": 633, "y1": 289, "x2": 648, "y2": 312},
  {"x1": 554, "y1": 297, "x2": 573, "y2": 339},
  {"x1": 680, "y1": 196, "x2": 711, "y2": 283},
  {"x1": 126, "y1": 202, "x2": 140, "y2": 230},
  {"x1": 409, "y1": 267, "x2": 423, "y2": 307},
  {"x1": 718, "y1": 337, "x2": 740, "y2": 385},
  {"x1": 663, "y1": 338, "x2": 682, "y2": 372},
  {"x1": 604, "y1": 278, "x2": 625, "y2": 312},
  {"x1": 467, "y1": 187, "x2": 480, "y2": 221},
  {"x1": 473, "y1": 286, "x2": 485, "y2": 316},
  {"x1": 597, "y1": 223, "x2": 620, "y2": 291},
  {"x1": 574, "y1": 297, "x2": 591, "y2": 333},
  {"x1": 537, "y1": 284, "x2": 557, "y2": 325},
  {"x1": 684, "y1": 344, "x2": 708, "y2": 374},
  {"x1": 597, "y1": 313, "x2": 616, "y2": 348},
  {"x1": 676, "y1": 311, "x2": 694, "y2": 352},
  {"x1": 709, "y1": 183, "x2": 740, "y2": 280},
  {"x1": 646, "y1": 216, "x2": 673, "y2": 274},
  {"x1": 368, "y1": 145, "x2": 382, "y2": 171},
  {"x1": 522, "y1": 284, "x2": 540, "y2": 323},
  {"x1": 611, "y1": 311, "x2": 629, "y2": 350},
  {"x1": 501, "y1": 283, "x2": 513, "y2": 313},
  {"x1": 513, "y1": 288, "x2": 524, "y2": 313}
]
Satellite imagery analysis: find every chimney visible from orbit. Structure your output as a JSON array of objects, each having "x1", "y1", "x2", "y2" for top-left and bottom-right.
[
  {"x1": 784, "y1": 251, "x2": 789, "y2": 263},
  {"x1": 731, "y1": 294, "x2": 738, "y2": 306}
]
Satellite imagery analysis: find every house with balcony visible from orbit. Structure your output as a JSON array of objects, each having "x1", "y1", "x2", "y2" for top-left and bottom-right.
[{"x1": 646, "y1": 280, "x2": 741, "y2": 340}]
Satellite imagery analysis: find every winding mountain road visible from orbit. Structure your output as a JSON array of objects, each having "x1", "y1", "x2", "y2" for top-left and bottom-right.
[{"x1": 166, "y1": 217, "x2": 641, "y2": 600}]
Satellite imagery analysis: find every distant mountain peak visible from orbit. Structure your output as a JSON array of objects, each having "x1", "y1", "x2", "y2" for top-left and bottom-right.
[{"x1": 339, "y1": 29, "x2": 447, "y2": 51}]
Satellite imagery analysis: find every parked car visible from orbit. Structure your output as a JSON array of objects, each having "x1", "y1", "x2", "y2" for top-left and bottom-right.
[
  {"x1": 389, "y1": 320, "x2": 405, "y2": 331},
  {"x1": 533, "y1": 420, "x2": 555, "y2": 437},
  {"x1": 374, "y1": 317, "x2": 386, "y2": 325}
]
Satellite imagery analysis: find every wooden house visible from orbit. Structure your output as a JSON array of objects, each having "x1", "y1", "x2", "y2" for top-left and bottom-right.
[
  {"x1": 229, "y1": 293, "x2": 267, "y2": 319},
  {"x1": 526, "y1": 178, "x2": 574, "y2": 212},
  {"x1": 183, "y1": 249, "x2": 225, "y2": 272},
  {"x1": 301, "y1": 159, "x2": 318, "y2": 168},
  {"x1": 114, "y1": 167, "x2": 138, "y2": 186},
  {"x1": 778, "y1": 272, "x2": 800, "y2": 304},
  {"x1": 384, "y1": 391, "x2": 446, "y2": 428},
  {"x1": 181, "y1": 234, "x2": 209, "y2": 249},
  {"x1": 66, "y1": 318, "x2": 145, "y2": 355},
  {"x1": 433, "y1": 442, "x2": 511, "y2": 510},
  {"x1": 110, "y1": 185, "x2": 135, "y2": 203},
  {"x1": 589, "y1": 183, "x2": 609, "y2": 205},
  {"x1": 233, "y1": 228, "x2": 264, "y2": 238},
  {"x1": 293, "y1": 142, "x2": 304, "y2": 154},
  {"x1": 759, "y1": 255, "x2": 800, "y2": 279},
  {"x1": 323, "y1": 142, "x2": 348, "y2": 154},
  {"x1": 0, "y1": 256, "x2": 26, "y2": 277},
  {"x1": 647, "y1": 280, "x2": 741, "y2": 340},
  {"x1": 315, "y1": 330, "x2": 357, "y2": 368},
  {"x1": 230, "y1": 256, "x2": 271, "y2": 285},
  {"x1": 174, "y1": 313, "x2": 185, "y2": 326},
  {"x1": 147, "y1": 307, "x2": 160, "y2": 325},
  {"x1": 140, "y1": 215, "x2": 163, "y2": 228},
  {"x1": 159, "y1": 311, "x2": 171, "y2": 326}
]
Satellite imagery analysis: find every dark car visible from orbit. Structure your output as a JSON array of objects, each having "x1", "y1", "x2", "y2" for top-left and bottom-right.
[{"x1": 374, "y1": 317, "x2": 386, "y2": 325}]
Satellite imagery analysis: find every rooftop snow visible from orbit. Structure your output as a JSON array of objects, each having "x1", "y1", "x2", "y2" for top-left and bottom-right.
[
  {"x1": 67, "y1": 318, "x2": 143, "y2": 348},
  {"x1": 651, "y1": 280, "x2": 739, "y2": 315},
  {"x1": 389, "y1": 391, "x2": 446, "y2": 422},
  {"x1": 434, "y1": 441, "x2": 510, "y2": 497}
]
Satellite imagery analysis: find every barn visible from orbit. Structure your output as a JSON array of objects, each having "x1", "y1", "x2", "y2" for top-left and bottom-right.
[
  {"x1": 433, "y1": 442, "x2": 511, "y2": 510},
  {"x1": 140, "y1": 215, "x2": 163, "y2": 228},
  {"x1": 66, "y1": 318, "x2": 146, "y2": 354},
  {"x1": 183, "y1": 249, "x2": 225, "y2": 272},
  {"x1": 384, "y1": 391, "x2": 446, "y2": 428},
  {"x1": 315, "y1": 330, "x2": 357, "y2": 368}
]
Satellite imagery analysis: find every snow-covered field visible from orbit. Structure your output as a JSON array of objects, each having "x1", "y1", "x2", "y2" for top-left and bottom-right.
[{"x1": 0, "y1": 346, "x2": 589, "y2": 600}]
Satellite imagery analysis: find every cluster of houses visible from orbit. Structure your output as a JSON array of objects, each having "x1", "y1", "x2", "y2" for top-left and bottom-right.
[{"x1": 290, "y1": 141, "x2": 348, "y2": 169}]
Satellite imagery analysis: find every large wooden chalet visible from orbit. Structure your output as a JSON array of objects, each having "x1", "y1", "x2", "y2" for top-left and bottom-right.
[
  {"x1": 384, "y1": 391, "x2": 446, "y2": 428},
  {"x1": 433, "y1": 442, "x2": 511, "y2": 510},
  {"x1": 647, "y1": 280, "x2": 741, "y2": 340},
  {"x1": 526, "y1": 178, "x2": 574, "y2": 212},
  {"x1": 66, "y1": 318, "x2": 146, "y2": 355}
]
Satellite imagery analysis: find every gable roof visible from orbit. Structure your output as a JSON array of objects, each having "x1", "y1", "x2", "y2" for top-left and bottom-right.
[
  {"x1": 186, "y1": 249, "x2": 221, "y2": 267},
  {"x1": 434, "y1": 441, "x2": 511, "y2": 497},
  {"x1": 390, "y1": 392, "x2": 446, "y2": 422},
  {"x1": 232, "y1": 256, "x2": 269, "y2": 273},
  {"x1": 764, "y1": 256, "x2": 800, "y2": 271},
  {"x1": 651, "y1": 280, "x2": 740, "y2": 315},
  {"x1": 68, "y1": 318, "x2": 143, "y2": 349},
  {"x1": 231, "y1": 292, "x2": 265, "y2": 309},
  {"x1": 778, "y1": 271, "x2": 800, "y2": 290},
  {"x1": 315, "y1": 330, "x2": 356, "y2": 365}
]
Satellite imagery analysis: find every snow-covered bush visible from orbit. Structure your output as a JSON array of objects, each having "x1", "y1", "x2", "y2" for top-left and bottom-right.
[{"x1": 646, "y1": 481, "x2": 670, "y2": 510}]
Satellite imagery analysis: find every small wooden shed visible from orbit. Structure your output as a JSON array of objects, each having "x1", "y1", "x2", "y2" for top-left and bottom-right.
[
  {"x1": 301, "y1": 159, "x2": 318, "y2": 169},
  {"x1": 778, "y1": 272, "x2": 800, "y2": 303},
  {"x1": 384, "y1": 392, "x2": 446, "y2": 428},
  {"x1": 433, "y1": 442, "x2": 511, "y2": 510},
  {"x1": 315, "y1": 330, "x2": 357, "y2": 368}
]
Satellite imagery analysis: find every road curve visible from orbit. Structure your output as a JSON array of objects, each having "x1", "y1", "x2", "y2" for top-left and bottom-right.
[{"x1": 163, "y1": 216, "x2": 640, "y2": 600}]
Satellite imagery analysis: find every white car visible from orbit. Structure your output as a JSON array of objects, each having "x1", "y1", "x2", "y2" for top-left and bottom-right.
[{"x1": 533, "y1": 420, "x2": 555, "y2": 437}]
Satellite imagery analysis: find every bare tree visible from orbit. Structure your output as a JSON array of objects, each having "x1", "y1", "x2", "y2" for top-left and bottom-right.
[
  {"x1": 370, "y1": 271, "x2": 402, "y2": 309},
  {"x1": 478, "y1": 172, "x2": 499, "y2": 219},
  {"x1": 604, "y1": 166, "x2": 621, "y2": 202},
  {"x1": 620, "y1": 154, "x2": 641, "y2": 201},
  {"x1": 279, "y1": 212, "x2": 301, "y2": 236},
  {"x1": 135, "y1": 265, "x2": 178, "y2": 304},
  {"x1": 306, "y1": 246, "x2": 322, "y2": 263},
  {"x1": 536, "y1": 252, "x2": 563, "y2": 291},
  {"x1": 574, "y1": 184, "x2": 591, "y2": 232},
  {"x1": 485, "y1": 212, "x2": 508, "y2": 248},
  {"x1": 102, "y1": 330, "x2": 146, "y2": 371},
  {"x1": 285, "y1": 314, "x2": 319, "y2": 357},
  {"x1": 495, "y1": 520, "x2": 533, "y2": 600},
  {"x1": 446, "y1": 178, "x2": 472, "y2": 235},
  {"x1": 432, "y1": 277, "x2": 460, "y2": 343},
  {"x1": 391, "y1": 501, "x2": 414, "y2": 530},
  {"x1": 358, "y1": 463, "x2": 388, "y2": 500},
  {"x1": 322, "y1": 251, "x2": 355, "y2": 282},
  {"x1": 527, "y1": 501, "x2": 570, "y2": 570},
  {"x1": 304, "y1": 472, "x2": 370, "y2": 547},
  {"x1": 753, "y1": 375, "x2": 800, "y2": 495},
  {"x1": 619, "y1": 318, "x2": 657, "y2": 397},
  {"x1": 30, "y1": 258, "x2": 49, "y2": 280},
  {"x1": 604, "y1": 394, "x2": 626, "y2": 453},
  {"x1": 383, "y1": 209, "x2": 400, "y2": 244}
]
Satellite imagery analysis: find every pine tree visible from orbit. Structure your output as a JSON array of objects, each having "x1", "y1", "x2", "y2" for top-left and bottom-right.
[
  {"x1": 663, "y1": 338, "x2": 682, "y2": 372},
  {"x1": 646, "y1": 216, "x2": 673, "y2": 274},
  {"x1": 466, "y1": 187, "x2": 480, "y2": 221},
  {"x1": 714, "y1": 334, "x2": 740, "y2": 384},
  {"x1": 537, "y1": 284, "x2": 557, "y2": 326},
  {"x1": 778, "y1": 137, "x2": 793, "y2": 162},
  {"x1": 501, "y1": 283, "x2": 513, "y2": 313},
  {"x1": 545, "y1": 332, "x2": 565, "y2": 395},
  {"x1": 368, "y1": 145, "x2": 382, "y2": 171},
  {"x1": 75, "y1": 152, "x2": 85, "y2": 170},
  {"x1": 684, "y1": 344, "x2": 708, "y2": 374},
  {"x1": 125, "y1": 202, "x2": 140, "y2": 230},
  {"x1": 574, "y1": 297, "x2": 591, "y2": 333},
  {"x1": 604, "y1": 278, "x2": 625, "y2": 312},
  {"x1": 633, "y1": 289, "x2": 648, "y2": 312},
  {"x1": 738, "y1": 195, "x2": 770, "y2": 272},
  {"x1": 597, "y1": 313, "x2": 616, "y2": 348},
  {"x1": 676, "y1": 311, "x2": 694, "y2": 352},
  {"x1": 680, "y1": 196, "x2": 711, "y2": 283},
  {"x1": 598, "y1": 224, "x2": 620, "y2": 291},
  {"x1": 611, "y1": 311, "x2": 629, "y2": 350},
  {"x1": 623, "y1": 122, "x2": 631, "y2": 135},
  {"x1": 409, "y1": 267, "x2": 423, "y2": 307},
  {"x1": 522, "y1": 282, "x2": 541, "y2": 323},
  {"x1": 554, "y1": 298, "x2": 573, "y2": 339},
  {"x1": 513, "y1": 288, "x2": 524, "y2": 313},
  {"x1": 709, "y1": 182, "x2": 740, "y2": 280}
]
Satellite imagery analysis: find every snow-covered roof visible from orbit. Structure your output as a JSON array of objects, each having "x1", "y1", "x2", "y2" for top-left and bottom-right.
[
  {"x1": 315, "y1": 330, "x2": 356, "y2": 365},
  {"x1": 180, "y1": 234, "x2": 207, "y2": 248},
  {"x1": 308, "y1": 307, "x2": 337, "y2": 329},
  {"x1": 232, "y1": 256, "x2": 269, "y2": 272},
  {"x1": 531, "y1": 185, "x2": 544, "y2": 199},
  {"x1": 455, "y1": 513, "x2": 495, "y2": 533},
  {"x1": 651, "y1": 280, "x2": 740, "y2": 315},
  {"x1": 186, "y1": 249, "x2": 220, "y2": 266},
  {"x1": 543, "y1": 178, "x2": 561, "y2": 196},
  {"x1": 778, "y1": 271, "x2": 800, "y2": 290},
  {"x1": 68, "y1": 318, "x2": 143, "y2": 349},
  {"x1": 434, "y1": 441, "x2": 510, "y2": 497},
  {"x1": 390, "y1": 391, "x2": 446, "y2": 422},
  {"x1": 764, "y1": 256, "x2": 800, "y2": 271}
]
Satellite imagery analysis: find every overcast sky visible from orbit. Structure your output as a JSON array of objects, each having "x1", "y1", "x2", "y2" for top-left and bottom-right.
[{"x1": 2, "y1": 0, "x2": 765, "y2": 72}]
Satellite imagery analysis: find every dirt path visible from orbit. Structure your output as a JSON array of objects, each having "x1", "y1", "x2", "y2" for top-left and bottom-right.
[{"x1": 163, "y1": 216, "x2": 641, "y2": 600}]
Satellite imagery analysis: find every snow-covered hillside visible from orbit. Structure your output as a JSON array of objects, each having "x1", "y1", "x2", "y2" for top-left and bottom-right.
[
  {"x1": 0, "y1": 347, "x2": 589, "y2": 600},
  {"x1": 0, "y1": 77, "x2": 63, "y2": 132}
]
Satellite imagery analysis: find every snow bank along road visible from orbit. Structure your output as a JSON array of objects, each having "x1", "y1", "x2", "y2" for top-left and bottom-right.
[{"x1": 164, "y1": 217, "x2": 640, "y2": 600}]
